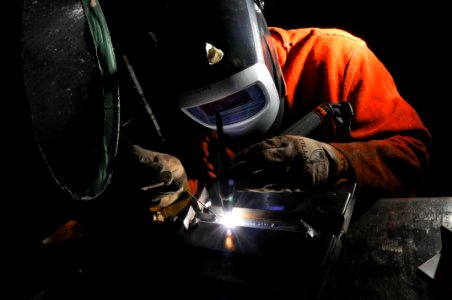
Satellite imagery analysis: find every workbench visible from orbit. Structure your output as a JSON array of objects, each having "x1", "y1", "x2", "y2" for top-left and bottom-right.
[
  {"x1": 172, "y1": 195, "x2": 452, "y2": 299},
  {"x1": 13, "y1": 197, "x2": 452, "y2": 300},
  {"x1": 329, "y1": 197, "x2": 452, "y2": 300}
]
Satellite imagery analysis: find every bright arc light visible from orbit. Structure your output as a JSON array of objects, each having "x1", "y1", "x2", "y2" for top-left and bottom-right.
[{"x1": 220, "y1": 212, "x2": 244, "y2": 228}]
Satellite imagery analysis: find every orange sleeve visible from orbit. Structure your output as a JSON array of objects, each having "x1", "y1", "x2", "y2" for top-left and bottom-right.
[{"x1": 270, "y1": 27, "x2": 431, "y2": 198}]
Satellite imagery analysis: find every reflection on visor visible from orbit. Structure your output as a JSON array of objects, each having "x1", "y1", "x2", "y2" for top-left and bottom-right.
[{"x1": 186, "y1": 84, "x2": 266, "y2": 126}]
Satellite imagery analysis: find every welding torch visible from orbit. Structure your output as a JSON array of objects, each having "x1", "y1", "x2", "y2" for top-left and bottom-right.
[
  {"x1": 216, "y1": 113, "x2": 234, "y2": 215},
  {"x1": 282, "y1": 101, "x2": 353, "y2": 139}
]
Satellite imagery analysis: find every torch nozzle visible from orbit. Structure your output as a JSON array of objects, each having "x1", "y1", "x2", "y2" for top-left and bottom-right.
[{"x1": 216, "y1": 113, "x2": 234, "y2": 214}]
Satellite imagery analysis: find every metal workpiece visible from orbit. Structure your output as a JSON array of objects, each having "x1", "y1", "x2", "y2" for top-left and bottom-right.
[{"x1": 174, "y1": 183, "x2": 357, "y2": 298}]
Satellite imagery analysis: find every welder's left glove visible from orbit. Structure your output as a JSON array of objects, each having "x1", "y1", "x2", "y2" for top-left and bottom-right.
[
  {"x1": 228, "y1": 135, "x2": 352, "y2": 192},
  {"x1": 129, "y1": 145, "x2": 188, "y2": 209}
]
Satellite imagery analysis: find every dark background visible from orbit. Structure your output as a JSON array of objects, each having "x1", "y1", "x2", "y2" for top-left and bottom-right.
[{"x1": 4, "y1": 1, "x2": 452, "y2": 299}]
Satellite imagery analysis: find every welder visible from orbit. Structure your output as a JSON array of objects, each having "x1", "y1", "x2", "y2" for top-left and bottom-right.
[{"x1": 116, "y1": 0, "x2": 431, "y2": 218}]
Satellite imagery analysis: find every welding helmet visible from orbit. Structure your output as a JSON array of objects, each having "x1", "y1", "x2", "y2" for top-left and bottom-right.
[{"x1": 161, "y1": 0, "x2": 286, "y2": 140}]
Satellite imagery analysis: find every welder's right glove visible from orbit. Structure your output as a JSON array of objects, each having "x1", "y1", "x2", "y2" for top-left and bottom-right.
[{"x1": 228, "y1": 135, "x2": 352, "y2": 192}]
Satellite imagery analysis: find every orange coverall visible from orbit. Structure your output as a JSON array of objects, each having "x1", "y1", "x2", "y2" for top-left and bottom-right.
[{"x1": 187, "y1": 27, "x2": 431, "y2": 200}]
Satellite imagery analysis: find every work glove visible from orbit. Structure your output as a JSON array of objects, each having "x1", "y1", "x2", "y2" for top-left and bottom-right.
[
  {"x1": 128, "y1": 144, "x2": 188, "y2": 209},
  {"x1": 228, "y1": 135, "x2": 351, "y2": 192}
]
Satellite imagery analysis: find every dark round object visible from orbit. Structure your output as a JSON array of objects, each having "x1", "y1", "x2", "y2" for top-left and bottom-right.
[{"x1": 22, "y1": 0, "x2": 120, "y2": 200}]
